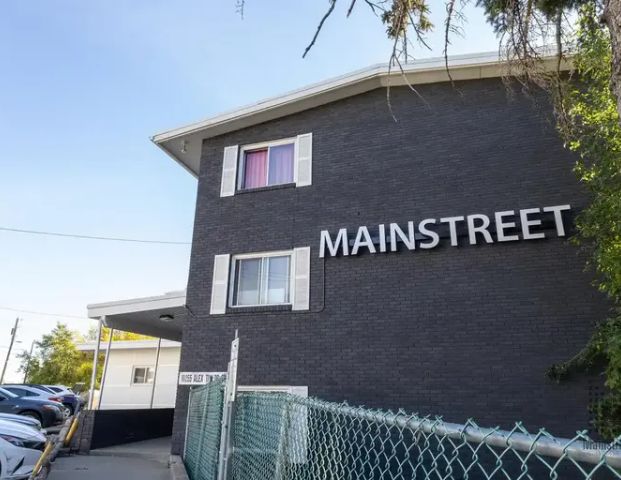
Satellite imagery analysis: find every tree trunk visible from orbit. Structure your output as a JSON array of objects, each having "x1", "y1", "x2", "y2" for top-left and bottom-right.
[{"x1": 604, "y1": 0, "x2": 621, "y2": 120}]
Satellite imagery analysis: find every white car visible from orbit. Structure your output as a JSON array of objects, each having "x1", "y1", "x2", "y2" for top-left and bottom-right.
[{"x1": 0, "y1": 437, "x2": 41, "y2": 479}]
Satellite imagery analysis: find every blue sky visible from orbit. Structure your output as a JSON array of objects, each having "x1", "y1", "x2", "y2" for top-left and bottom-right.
[{"x1": 0, "y1": 1, "x2": 497, "y2": 381}]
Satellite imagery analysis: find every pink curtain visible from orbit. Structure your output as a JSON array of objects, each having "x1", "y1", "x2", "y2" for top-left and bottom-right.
[
  {"x1": 243, "y1": 149, "x2": 268, "y2": 189},
  {"x1": 268, "y1": 144, "x2": 294, "y2": 185}
]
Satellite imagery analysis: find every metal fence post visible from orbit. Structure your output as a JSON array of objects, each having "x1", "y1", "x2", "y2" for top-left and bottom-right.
[
  {"x1": 217, "y1": 332, "x2": 239, "y2": 480},
  {"x1": 183, "y1": 387, "x2": 193, "y2": 462}
]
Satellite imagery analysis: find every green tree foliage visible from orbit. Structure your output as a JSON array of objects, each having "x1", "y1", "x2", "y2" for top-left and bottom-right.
[
  {"x1": 17, "y1": 323, "x2": 102, "y2": 387},
  {"x1": 84, "y1": 326, "x2": 153, "y2": 342},
  {"x1": 544, "y1": 4, "x2": 621, "y2": 440}
]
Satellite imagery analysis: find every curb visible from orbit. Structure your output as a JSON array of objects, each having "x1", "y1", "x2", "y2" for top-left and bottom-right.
[{"x1": 169, "y1": 455, "x2": 190, "y2": 480}]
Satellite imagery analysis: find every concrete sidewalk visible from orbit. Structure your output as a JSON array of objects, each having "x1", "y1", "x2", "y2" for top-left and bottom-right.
[{"x1": 48, "y1": 437, "x2": 172, "y2": 480}]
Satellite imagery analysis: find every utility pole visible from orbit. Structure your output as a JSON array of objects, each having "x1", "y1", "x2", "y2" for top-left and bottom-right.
[
  {"x1": 0, "y1": 318, "x2": 20, "y2": 384},
  {"x1": 23, "y1": 340, "x2": 35, "y2": 383}
]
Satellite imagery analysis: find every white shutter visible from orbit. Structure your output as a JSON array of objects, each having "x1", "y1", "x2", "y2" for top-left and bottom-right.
[
  {"x1": 210, "y1": 254, "x2": 230, "y2": 314},
  {"x1": 292, "y1": 247, "x2": 311, "y2": 311},
  {"x1": 220, "y1": 146, "x2": 239, "y2": 197},
  {"x1": 295, "y1": 133, "x2": 312, "y2": 187}
]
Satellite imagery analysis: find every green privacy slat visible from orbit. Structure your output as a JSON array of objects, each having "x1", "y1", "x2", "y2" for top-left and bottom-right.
[
  {"x1": 184, "y1": 377, "x2": 226, "y2": 480},
  {"x1": 185, "y1": 387, "x2": 621, "y2": 480}
]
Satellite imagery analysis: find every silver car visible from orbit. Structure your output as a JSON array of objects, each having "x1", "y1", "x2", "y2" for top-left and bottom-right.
[
  {"x1": 0, "y1": 437, "x2": 41, "y2": 480},
  {"x1": 0, "y1": 419, "x2": 46, "y2": 451},
  {"x1": 0, "y1": 414, "x2": 41, "y2": 432}
]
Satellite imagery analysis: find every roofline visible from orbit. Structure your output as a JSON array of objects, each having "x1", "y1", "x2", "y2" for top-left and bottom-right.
[
  {"x1": 75, "y1": 339, "x2": 181, "y2": 351},
  {"x1": 87, "y1": 290, "x2": 186, "y2": 319},
  {"x1": 151, "y1": 51, "x2": 570, "y2": 177}
]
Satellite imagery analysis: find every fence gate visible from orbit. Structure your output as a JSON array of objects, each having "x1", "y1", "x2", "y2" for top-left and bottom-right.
[
  {"x1": 183, "y1": 376, "x2": 226, "y2": 480},
  {"x1": 183, "y1": 334, "x2": 239, "y2": 480}
]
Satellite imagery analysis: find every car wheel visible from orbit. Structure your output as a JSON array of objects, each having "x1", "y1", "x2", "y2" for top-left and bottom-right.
[{"x1": 20, "y1": 410, "x2": 42, "y2": 423}]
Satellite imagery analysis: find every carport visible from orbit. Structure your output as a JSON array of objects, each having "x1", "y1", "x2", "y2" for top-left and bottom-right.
[{"x1": 86, "y1": 290, "x2": 186, "y2": 410}]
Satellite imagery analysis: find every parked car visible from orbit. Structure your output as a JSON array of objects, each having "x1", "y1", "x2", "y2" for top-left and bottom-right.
[
  {"x1": 1, "y1": 385, "x2": 72, "y2": 416},
  {"x1": 39, "y1": 385, "x2": 82, "y2": 414},
  {"x1": 0, "y1": 419, "x2": 46, "y2": 451},
  {"x1": 5, "y1": 384, "x2": 79, "y2": 416},
  {"x1": 0, "y1": 387, "x2": 63, "y2": 428},
  {"x1": 0, "y1": 414, "x2": 41, "y2": 432},
  {"x1": 0, "y1": 437, "x2": 41, "y2": 480},
  {"x1": 44, "y1": 385, "x2": 73, "y2": 394}
]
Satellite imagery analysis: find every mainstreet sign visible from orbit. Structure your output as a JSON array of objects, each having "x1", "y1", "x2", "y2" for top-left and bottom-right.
[{"x1": 319, "y1": 204, "x2": 571, "y2": 258}]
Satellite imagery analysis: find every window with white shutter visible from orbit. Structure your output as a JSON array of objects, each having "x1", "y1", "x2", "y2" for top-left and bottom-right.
[
  {"x1": 292, "y1": 247, "x2": 311, "y2": 311},
  {"x1": 225, "y1": 248, "x2": 310, "y2": 311},
  {"x1": 229, "y1": 251, "x2": 292, "y2": 308},
  {"x1": 210, "y1": 254, "x2": 231, "y2": 314},
  {"x1": 294, "y1": 133, "x2": 312, "y2": 187},
  {"x1": 220, "y1": 134, "x2": 312, "y2": 197},
  {"x1": 220, "y1": 146, "x2": 239, "y2": 197}
]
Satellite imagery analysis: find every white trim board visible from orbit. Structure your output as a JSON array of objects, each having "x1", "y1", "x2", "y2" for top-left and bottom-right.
[{"x1": 87, "y1": 290, "x2": 186, "y2": 318}]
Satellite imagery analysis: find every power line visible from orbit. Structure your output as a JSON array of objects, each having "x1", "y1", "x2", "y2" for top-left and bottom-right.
[
  {"x1": 0, "y1": 306, "x2": 89, "y2": 320},
  {"x1": 0, "y1": 227, "x2": 190, "y2": 245}
]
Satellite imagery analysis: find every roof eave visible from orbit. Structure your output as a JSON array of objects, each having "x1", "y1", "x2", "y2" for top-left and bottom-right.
[{"x1": 152, "y1": 52, "x2": 570, "y2": 176}]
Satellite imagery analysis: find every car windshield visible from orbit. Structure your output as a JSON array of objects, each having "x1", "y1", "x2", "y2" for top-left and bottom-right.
[{"x1": 0, "y1": 387, "x2": 18, "y2": 398}]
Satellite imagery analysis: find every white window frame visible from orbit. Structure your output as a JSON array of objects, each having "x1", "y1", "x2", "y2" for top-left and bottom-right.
[
  {"x1": 229, "y1": 250, "x2": 294, "y2": 308},
  {"x1": 237, "y1": 137, "x2": 296, "y2": 191},
  {"x1": 131, "y1": 366, "x2": 154, "y2": 385}
]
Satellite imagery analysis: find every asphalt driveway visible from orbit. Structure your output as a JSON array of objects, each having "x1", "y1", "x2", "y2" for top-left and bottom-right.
[{"x1": 48, "y1": 437, "x2": 171, "y2": 480}]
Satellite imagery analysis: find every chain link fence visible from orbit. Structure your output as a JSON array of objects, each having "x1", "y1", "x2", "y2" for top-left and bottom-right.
[
  {"x1": 182, "y1": 336, "x2": 621, "y2": 480},
  {"x1": 184, "y1": 376, "x2": 226, "y2": 480},
  {"x1": 227, "y1": 392, "x2": 621, "y2": 480},
  {"x1": 185, "y1": 386, "x2": 621, "y2": 480}
]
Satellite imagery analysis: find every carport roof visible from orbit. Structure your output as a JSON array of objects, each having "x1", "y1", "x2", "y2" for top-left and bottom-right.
[{"x1": 87, "y1": 291, "x2": 186, "y2": 341}]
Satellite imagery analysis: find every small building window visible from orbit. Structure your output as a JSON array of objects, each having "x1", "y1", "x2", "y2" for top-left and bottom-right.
[
  {"x1": 132, "y1": 366, "x2": 154, "y2": 385},
  {"x1": 239, "y1": 139, "x2": 295, "y2": 190},
  {"x1": 231, "y1": 252, "x2": 292, "y2": 307}
]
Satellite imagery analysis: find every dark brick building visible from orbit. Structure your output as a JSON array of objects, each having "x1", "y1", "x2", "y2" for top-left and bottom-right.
[{"x1": 151, "y1": 54, "x2": 608, "y2": 454}]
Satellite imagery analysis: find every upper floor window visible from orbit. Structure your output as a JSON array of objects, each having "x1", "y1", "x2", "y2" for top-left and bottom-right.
[
  {"x1": 240, "y1": 140, "x2": 295, "y2": 190},
  {"x1": 220, "y1": 133, "x2": 312, "y2": 197}
]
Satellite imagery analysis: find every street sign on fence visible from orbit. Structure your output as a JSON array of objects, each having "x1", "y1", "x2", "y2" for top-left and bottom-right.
[{"x1": 178, "y1": 372, "x2": 225, "y2": 385}]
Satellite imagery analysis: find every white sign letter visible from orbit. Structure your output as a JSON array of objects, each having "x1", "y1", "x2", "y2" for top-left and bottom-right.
[
  {"x1": 520, "y1": 208, "x2": 545, "y2": 240},
  {"x1": 418, "y1": 219, "x2": 440, "y2": 249},
  {"x1": 319, "y1": 228, "x2": 349, "y2": 257},
  {"x1": 351, "y1": 226, "x2": 376, "y2": 255},
  {"x1": 467, "y1": 214, "x2": 493, "y2": 245},
  {"x1": 543, "y1": 204, "x2": 571, "y2": 237},
  {"x1": 389, "y1": 222, "x2": 415, "y2": 252},
  {"x1": 495, "y1": 210, "x2": 519, "y2": 242},
  {"x1": 440, "y1": 216, "x2": 465, "y2": 246},
  {"x1": 378, "y1": 224, "x2": 387, "y2": 253}
]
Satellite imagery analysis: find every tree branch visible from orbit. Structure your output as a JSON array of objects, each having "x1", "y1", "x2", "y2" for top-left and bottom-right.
[{"x1": 303, "y1": 0, "x2": 338, "y2": 58}]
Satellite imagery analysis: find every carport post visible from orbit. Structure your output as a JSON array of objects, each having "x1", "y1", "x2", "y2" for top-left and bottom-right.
[
  {"x1": 149, "y1": 337, "x2": 162, "y2": 408},
  {"x1": 98, "y1": 328, "x2": 114, "y2": 410},
  {"x1": 88, "y1": 316, "x2": 104, "y2": 410}
]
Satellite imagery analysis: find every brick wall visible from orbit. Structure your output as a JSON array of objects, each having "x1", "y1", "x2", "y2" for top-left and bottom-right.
[{"x1": 171, "y1": 78, "x2": 609, "y2": 453}]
